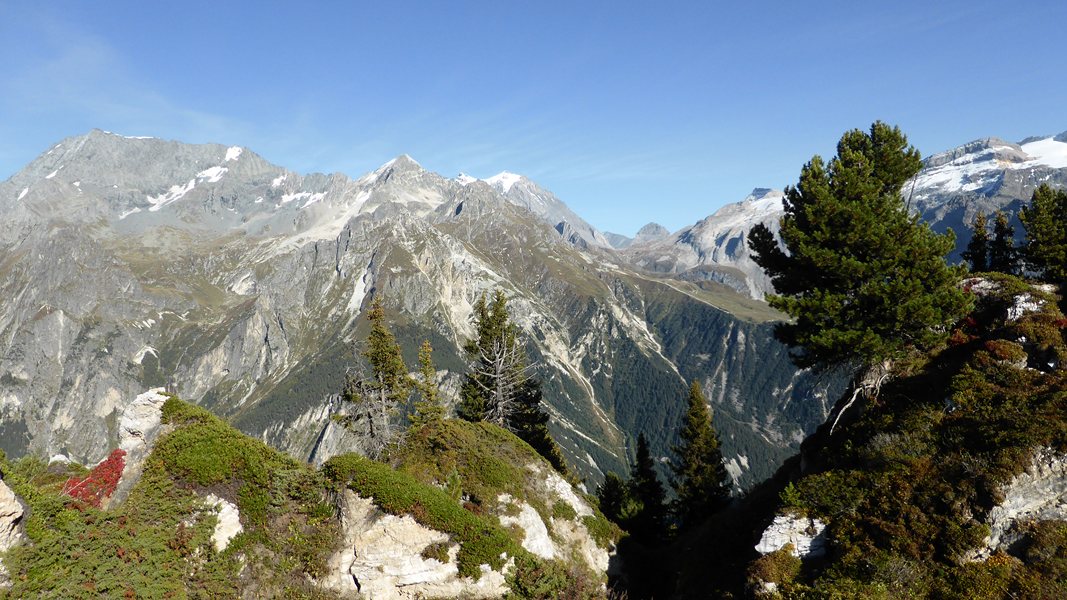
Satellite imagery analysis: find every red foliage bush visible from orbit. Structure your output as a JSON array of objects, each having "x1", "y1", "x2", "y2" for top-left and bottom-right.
[{"x1": 62, "y1": 448, "x2": 126, "y2": 508}]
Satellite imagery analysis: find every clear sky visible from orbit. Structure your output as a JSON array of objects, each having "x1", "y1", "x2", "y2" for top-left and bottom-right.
[{"x1": 2, "y1": 1, "x2": 1065, "y2": 235}]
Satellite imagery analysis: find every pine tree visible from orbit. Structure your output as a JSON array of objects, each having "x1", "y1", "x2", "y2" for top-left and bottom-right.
[
  {"x1": 1020, "y1": 184, "x2": 1067, "y2": 283},
  {"x1": 410, "y1": 340, "x2": 446, "y2": 428},
  {"x1": 596, "y1": 472, "x2": 638, "y2": 525},
  {"x1": 747, "y1": 122, "x2": 972, "y2": 376},
  {"x1": 629, "y1": 433, "x2": 667, "y2": 542},
  {"x1": 670, "y1": 381, "x2": 731, "y2": 528},
  {"x1": 961, "y1": 211, "x2": 989, "y2": 272},
  {"x1": 341, "y1": 297, "x2": 413, "y2": 459},
  {"x1": 459, "y1": 290, "x2": 569, "y2": 474},
  {"x1": 988, "y1": 210, "x2": 1019, "y2": 275}
]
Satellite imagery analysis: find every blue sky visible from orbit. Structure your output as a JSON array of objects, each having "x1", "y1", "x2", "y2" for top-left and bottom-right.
[{"x1": 1, "y1": 1, "x2": 1065, "y2": 235}]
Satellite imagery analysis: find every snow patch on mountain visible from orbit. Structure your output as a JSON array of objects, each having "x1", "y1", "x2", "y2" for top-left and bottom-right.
[
  {"x1": 147, "y1": 179, "x2": 196, "y2": 211},
  {"x1": 224, "y1": 146, "x2": 243, "y2": 162},
  {"x1": 484, "y1": 171, "x2": 523, "y2": 193},
  {"x1": 913, "y1": 135, "x2": 1067, "y2": 199},
  {"x1": 196, "y1": 166, "x2": 228, "y2": 183}
]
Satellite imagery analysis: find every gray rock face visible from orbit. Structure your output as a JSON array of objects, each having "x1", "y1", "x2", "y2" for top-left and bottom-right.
[
  {"x1": 0, "y1": 131, "x2": 837, "y2": 489},
  {"x1": 971, "y1": 448, "x2": 1067, "y2": 560},
  {"x1": 473, "y1": 172, "x2": 612, "y2": 249},
  {"x1": 603, "y1": 231, "x2": 633, "y2": 249},
  {"x1": 623, "y1": 188, "x2": 783, "y2": 297},
  {"x1": 633, "y1": 222, "x2": 670, "y2": 243},
  {"x1": 0, "y1": 478, "x2": 25, "y2": 553}
]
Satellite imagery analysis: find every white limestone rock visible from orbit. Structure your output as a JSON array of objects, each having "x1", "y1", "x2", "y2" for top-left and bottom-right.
[
  {"x1": 107, "y1": 387, "x2": 171, "y2": 507},
  {"x1": 498, "y1": 494, "x2": 555, "y2": 559},
  {"x1": 0, "y1": 478, "x2": 26, "y2": 552},
  {"x1": 204, "y1": 494, "x2": 243, "y2": 552},
  {"x1": 755, "y1": 514, "x2": 828, "y2": 559},
  {"x1": 1007, "y1": 293, "x2": 1045, "y2": 322},
  {"x1": 323, "y1": 490, "x2": 509, "y2": 599},
  {"x1": 970, "y1": 448, "x2": 1067, "y2": 560}
]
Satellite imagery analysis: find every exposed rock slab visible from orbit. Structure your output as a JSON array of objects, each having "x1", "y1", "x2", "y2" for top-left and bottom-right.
[
  {"x1": 755, "y1": 514, "x2": 828, "y2": 559},
  {"x1": 971, "y1": 448, "x2": 1067, "y2": 560},
  {"x1": 323, "y1": 490, "x2": 508, "y2": 599},
  {"x1": 498, "y1": 494, "x2": 555, "y2": 559}
]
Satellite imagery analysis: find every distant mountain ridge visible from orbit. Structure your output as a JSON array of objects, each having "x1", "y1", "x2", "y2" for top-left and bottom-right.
[
  {"x1": 2, "y1": 126, "x2": 1062, "y2": 491},
  {"x1": 622, "y1": 131, "x2": 1067, "y2": 298},
  {"x1": 0, "y1": 129, "x2": 833, "y2": 491}
]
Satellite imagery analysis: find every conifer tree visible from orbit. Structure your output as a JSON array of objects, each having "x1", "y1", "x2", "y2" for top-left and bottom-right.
[
  {"x1": 988, "y1": 210, "x2": 1019, "y2": 275},
  {"x1": 961, "y1": 211, "x2": 989, "y2": 272},
  {"x1": 459, "y1": 290, "x2": 569, "y2": 473},
  {"x1": 629, "y1": 433, "x2": 667, "y2": 542},
  {"x1": 1020, "y1": 184, "x2": 1067, "y2": 283},
  {"x1": 410, "y1": 340, "x2": 445, "y2": 428},
  {"x1": 747, "y1": 122, "x2": 971, "y2": 376},
  {"x1": 670, "y1": 381, "x2": 730, "y2": 528},
  {"x1": 341, "y1": 298, "x2": 413, "y2": 458},
  {"x1": 596, "y1": 472, "x2": 638, "y2": 525}
]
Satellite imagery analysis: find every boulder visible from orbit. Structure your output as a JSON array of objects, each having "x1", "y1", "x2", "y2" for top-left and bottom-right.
[
  {"x1": 755, "y1": 514, "x2": 828, "y2": 559},
  {"x1": 323, "y1": 490, "x2": 509, "y2": 599}
]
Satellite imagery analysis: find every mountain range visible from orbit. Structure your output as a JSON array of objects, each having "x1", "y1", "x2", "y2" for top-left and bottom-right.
[{"x1": 0, "y1": 128, "x2": 1064, "y2": 490}]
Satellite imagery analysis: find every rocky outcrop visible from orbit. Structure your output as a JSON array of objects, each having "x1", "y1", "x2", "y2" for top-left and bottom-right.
[
  {"x1": 0, "y1": 476, "x2": 26, "y2": 589},
  {"x1": 524, "y1": 463, "x2": 610, "y2": 573},
  {"x1": 323, "y1": 490, "x2": 509, "y2": 599},
  {"x1": 0, "y1": 478, "x2": 25, "y2": 552},
  {"x1": 970, "y1": 448, "x2": 1067, "y2": 560},
  {"x1": 107, "y1": 388, "x2": 171, "y2": 506},
  {"x1": 755, "y1": 514, "x2": 828, "y2": 559}
]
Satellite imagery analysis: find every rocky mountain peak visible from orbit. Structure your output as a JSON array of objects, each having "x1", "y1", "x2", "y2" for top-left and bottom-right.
[
  {"x1": 634, "y1": 222, "x2": 670, "y2": 241},
  {"x1": 922, "y1": 136, "x2": 1026, "y2": 169}
]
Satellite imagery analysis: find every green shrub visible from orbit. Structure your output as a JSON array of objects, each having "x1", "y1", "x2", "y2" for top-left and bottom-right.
[
  {"x1": 552, "y1": 499, "x2": 578, "y2": 521},
  {"x1": 748, "y1": 545, "x2": 801, "y2": 588}
]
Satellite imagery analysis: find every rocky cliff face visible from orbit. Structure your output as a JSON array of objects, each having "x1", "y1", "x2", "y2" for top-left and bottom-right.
[{"x1": 0, "y1": 130, "x2": 835, "y2": 488}]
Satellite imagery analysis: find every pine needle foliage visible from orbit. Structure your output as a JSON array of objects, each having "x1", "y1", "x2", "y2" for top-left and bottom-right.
[
  {"x1": 962, "y1": 211, "x2": 990, "y2": 272},
  {"x1": 747, "y1": 121, "x2": 972, "y2": 372},
  {"x1": 341, "y1": 297, "x2": 413, "y2": 458},
  {"x1": 988, "y1": 210, "x2": 1019, "y2": 275},
  {"x1": 458, "y1": 290, "x2": 569, "y2": 474},
  {"x1": 1021, "y1": 184, "x2": 1067, "y2": 283},
  {"x1": 670, "y1": 381, "x2": 731, "y2": 528},
  {"x1": 410, "y1": 340, "x2": 446, "y2": 428},
  {"x1": 628, "y1": 433, "x2": 668, "y2": 542}
]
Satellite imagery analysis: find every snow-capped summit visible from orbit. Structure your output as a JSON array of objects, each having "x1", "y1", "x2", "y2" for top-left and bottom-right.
[
  {"x1": 483, "y1": 171, "x2": 524, "y2": 194},
  {"x1": 622, "y1": 188, "x2": 784, "y2": 297},
  {"x1": 450, "y1": 169, "x2": 610, "y2": 249}
]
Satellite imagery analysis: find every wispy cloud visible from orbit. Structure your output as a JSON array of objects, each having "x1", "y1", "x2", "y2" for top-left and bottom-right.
[{"x1": 0, "y1": 9, "x2": 248, "y2": 171}]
